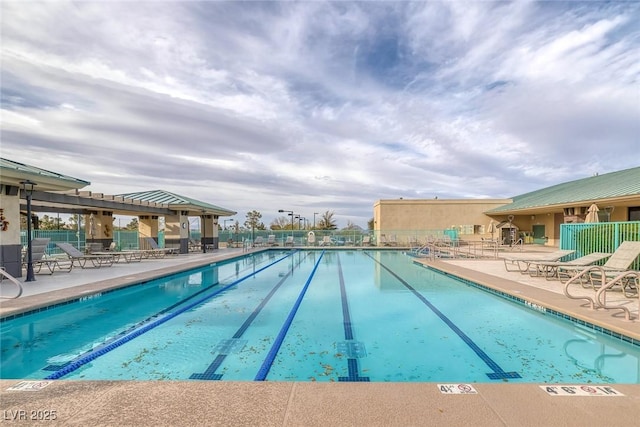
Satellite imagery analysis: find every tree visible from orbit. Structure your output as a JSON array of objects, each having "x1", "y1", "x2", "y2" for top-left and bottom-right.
[
  {"x1": 270, "y1": 216, "x2": 292, "y2": 230},
  {"x1": 343, "y1": 220, "x2": 362, "y2": 231},
  {"x1": 317, "y1": 210, "x2": 337, "y2": 230},
  {"x1": 368, "y1": 218, "x2": 374, "y2": 230},
  {"x1": 244, "y1": 210, "x2": 265, "y2": 231},
  {"x1": 125, "y1": 218, "x2": 139, "y2": 230},
  {"x1": 34, "y1": 214, "x2": 57, "y2": 230}
]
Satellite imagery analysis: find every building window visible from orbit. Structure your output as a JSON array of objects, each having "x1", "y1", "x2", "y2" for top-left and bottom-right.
[{"x1": 630, "y1": 207, "x2": 640, "y2": 221}]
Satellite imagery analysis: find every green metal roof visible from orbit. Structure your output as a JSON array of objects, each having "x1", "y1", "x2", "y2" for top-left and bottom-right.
[
  {"x1": 0, "y1": 157, "x2": 90, "y2": 190},
  {"x1": 488, "y1": 166, "x2": 640, "y2": 213},
  {"x1": 117, "y1": 190, "x2": 236, "y2": 216}
]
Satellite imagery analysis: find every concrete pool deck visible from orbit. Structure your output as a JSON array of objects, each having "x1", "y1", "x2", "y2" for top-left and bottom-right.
[{"x1": 1, "y1": 247, "x2": 639, "y2": 426}]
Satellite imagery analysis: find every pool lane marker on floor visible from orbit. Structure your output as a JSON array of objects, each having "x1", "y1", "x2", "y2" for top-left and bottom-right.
[
  {"x1": 189, "y1": 253, "x2": 309, "y2": 380},
  {"x1": 44, "y1": 251, "x2": 297, "y2": 380},
  {"x1": 366, "y1": 253, "x2": 521, "y2": 380},
  {"x1": 335, "y1": 253, "x2": 369, "y2": 382},
  {"x1": 254, "y1": 251, "x2": 325, "y2": 381}
]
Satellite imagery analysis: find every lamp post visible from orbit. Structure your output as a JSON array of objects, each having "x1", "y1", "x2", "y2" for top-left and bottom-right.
[
  {"x1": 313, "y1": 212, "x2": 319, "y2": 229},
  {"x1": 224, "y1": 218, "x2": 234, "y2": 246},
  {"x1": 21, "y1": 180, "x2": 37, "y2": 282},
  {"x1": 278, "y1": 209, "x2": 294, "y2": 233}
]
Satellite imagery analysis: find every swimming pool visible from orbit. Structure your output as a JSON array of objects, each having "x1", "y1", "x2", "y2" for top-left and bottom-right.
[{"x1": 1, "y1": 250, "x2": 639, "y2": 383}]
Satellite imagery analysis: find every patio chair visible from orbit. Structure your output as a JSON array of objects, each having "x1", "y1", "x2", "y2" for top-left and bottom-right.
[
  {"x1": 24, "y1": 238, "x2": 73, "y2": 274},
  {"x1": 143, "y1": 237, "x2": 178, "y2": 256},
  {"x1": 388, "y1": 234, "x2": 398, "y2": 246},
  {"x1": 527, "y1": 252, "x2": 612, "y2": 280},
  {"x1": 362, "y1": 236, "x2": 371, "y2": 246},
  {"x1": 379, "y1": 234, "x2": 389, "y2": 246},
  {"x1": 55, "y1": 242, "x2": 114, "y2": 268},
  {"x1": 318, "y1": 236, "x2": 332, "y2": 246},
  {"x1": 267, "y1": 235, "x2": 278, "y2": 246},
  {"x1": 284, "y1": 236, "x2": 294, "y2": 247},
  {"x1": 253, "y1": 236, "x2": 265, "y2": 247},
  {"x1": 188, "y1": 238, "x2": 202, "y2": 252},
  {"x1": 89, "y1": 241, "x2": 144, "y2": 263},
  {"x1": 559, "y1": 241, "x2": 640, "y2": 288},
  {"x1": 503, "y1": 250, "x2": 576, "y2": 273}
]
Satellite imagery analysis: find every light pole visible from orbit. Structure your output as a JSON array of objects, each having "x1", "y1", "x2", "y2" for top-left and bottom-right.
[
  {"x1": 21, "y1": 180, "x2": 37, "y2": 282},
  {"x1": 278, "y1": 209, "x2": 294, "y2": 233},
  {"x1": 313, "y1": 212, "x2": 319, "y2": 229},
  {"x1": 224, "y1": 218, "x2": 234, "y2": 230}
]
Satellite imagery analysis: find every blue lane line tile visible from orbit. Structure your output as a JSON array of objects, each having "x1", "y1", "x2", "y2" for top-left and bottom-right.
[{"x1": 336, "y1": 254, "x2": 370, "y2": 382}]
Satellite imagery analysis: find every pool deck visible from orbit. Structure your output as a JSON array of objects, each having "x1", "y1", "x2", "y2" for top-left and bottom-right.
[{"x1": 1, "y1": 246, "x2": 639, "y2": 426}]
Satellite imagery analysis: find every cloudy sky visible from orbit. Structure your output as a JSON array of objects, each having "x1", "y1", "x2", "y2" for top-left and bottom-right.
[{"x1": 2, "y1": 1, "x2": 639, "y2": 228}]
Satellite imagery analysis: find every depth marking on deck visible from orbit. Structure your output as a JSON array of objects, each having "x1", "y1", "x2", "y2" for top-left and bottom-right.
[
  {"x1": 366, "y1": 253, "x2": 521, "y2": 380},
  {"x1": 6, "y1": 381, "x2": 52, "y2": 391},
  {"x1": 541, "y1": 385, "x2": 624, "y2": 396},
  {"x1": 438, "y1": 384, "x2": 478, "y2": 394}
]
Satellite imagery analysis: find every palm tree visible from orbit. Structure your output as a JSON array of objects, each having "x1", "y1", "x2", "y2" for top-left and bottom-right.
[{"x1": 317, "y1": 210, "x2": 337, "y2": 230}]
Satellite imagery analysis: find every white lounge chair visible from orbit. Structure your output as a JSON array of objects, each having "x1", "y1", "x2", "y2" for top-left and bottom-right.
[
  {"x1": 284, "y1": 236, "x2": 294, "y2": 247},
  {"x1": 503, "y1": 250, "x2": 576, "y2": 273},
  {"x1": 143, "y1": 237, "x2": 178, "y2": 256},
  {"x1": 318, "y1": 236, "x2": 332, "y2": 246},
  {"x1": 267, "y1": 235, "x2": 278, "y2": 246},
  {"x1": 24, "y1": 238, "x2": 73, "y2": 274},
  {"x1": 528, "y1": 252, "x2": 612, "y2": 280},
  {"x1": 560, "y1": 241, "x2": 640, "y2": 288},
  {"x1": 56, "y1": 242, "x2": 114, "y2": 268}
]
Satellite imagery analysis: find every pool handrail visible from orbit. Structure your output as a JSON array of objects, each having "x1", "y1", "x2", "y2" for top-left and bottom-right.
[{"x1": 0, "y1": 268, "x2": 23, "y2": 299}]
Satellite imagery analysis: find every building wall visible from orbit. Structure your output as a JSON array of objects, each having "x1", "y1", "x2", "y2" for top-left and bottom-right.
[{"x1": 373, "y1": 199, "x2": 512, "y2": 243}]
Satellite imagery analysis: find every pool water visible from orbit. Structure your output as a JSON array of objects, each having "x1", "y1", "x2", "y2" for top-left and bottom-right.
[{"x1": 1, "y1": 250, "x2": 638, "y2": 383}]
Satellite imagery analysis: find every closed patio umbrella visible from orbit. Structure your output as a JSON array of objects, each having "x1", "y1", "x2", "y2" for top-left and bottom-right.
[
  {"x1": 487, "y1": 220, "x2": 496, "y2": 241},
  {"x1": 585, "y1": 203, "x2": 599, "y2": 223}
]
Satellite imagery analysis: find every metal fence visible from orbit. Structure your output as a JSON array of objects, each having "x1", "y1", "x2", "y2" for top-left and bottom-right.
[
  {"x1": 559, "y1": 221, "x2": 640, "y2": 270},
  {"x1": 21, "y1": 230, "x2": 141, "y2": 255}
]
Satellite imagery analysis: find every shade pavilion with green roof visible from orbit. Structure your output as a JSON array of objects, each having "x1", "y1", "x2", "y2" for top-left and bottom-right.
[{"x1": 117, "y1": 190, "x2": 236, "y2": 253}]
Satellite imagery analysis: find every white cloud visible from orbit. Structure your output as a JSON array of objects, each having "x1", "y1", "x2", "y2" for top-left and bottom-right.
[{"x1": 1, "y1": 1, "x2": 639, "y2": 227}]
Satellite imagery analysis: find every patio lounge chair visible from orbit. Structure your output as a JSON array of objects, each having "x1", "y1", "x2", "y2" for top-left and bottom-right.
[
  {"x1": 284, "y1": 236, "x2": 294, "y2": 247},
  {"x1": 527, "y1": 252, "x2": 612, "y2": 280},
  {"x1": 89, "y1": 241, "x2": 144, "y2": 263},
  {"x1": 318, "y1": 236, "x2": 332, "y2": 246},
  {"x1": 24, "y1": 238, "x2": 73, "y2": 274},
  {"x1": 189, "y1": 238, "x2": 202, "y2": 252},
  {"x1": 267, "y1": 235, "x2": 278, "y2": 246},
  {"x1": 253, "y1": 236, "x2": 265, "y2": 247},
  {"x1": 559, "y1": 241, "x2": 640, "y2": 288},
  {"x1": 362, "y1": 236, "x2": 371, "y2": 246},
  {"x1": 56, "y1": 242, "x2": 114, "y2": 268},
  {"x1": 143, "y1": 237, "x2": 178, "y2": 256},
  {"x1": 503, "y1": 250, "x2": 575, "y2": 273}
]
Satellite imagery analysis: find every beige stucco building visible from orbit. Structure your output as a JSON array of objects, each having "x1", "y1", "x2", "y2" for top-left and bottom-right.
[{"x1": 374, "y1": 167, "x2": 640, "y2": 247}]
